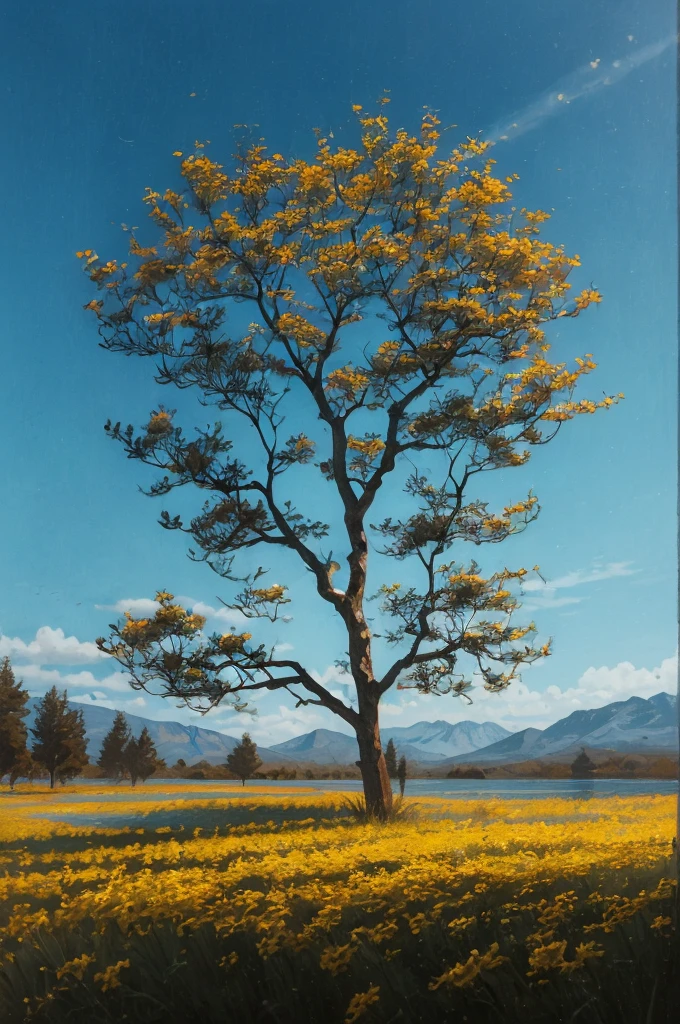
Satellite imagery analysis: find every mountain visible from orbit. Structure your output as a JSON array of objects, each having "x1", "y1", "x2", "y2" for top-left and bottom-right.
[
  {"x1": 269, "y1": 720, "x2": 512, "y2": 764},
  {"x1": 24, "y1": 700, "x2": 295, "y2": 767},
  {"x1": 268, "y1": 728, "x2": 359, "y2": 765},
  {"x1": 442, "y1": 693, "x2": 678, "y2": 767},
  {"x1": 382, "y1": 720, "x2": 512, "y2": 761},
  {"x1": 22, "y1": 691, "x2": 677, "y2": 771}
]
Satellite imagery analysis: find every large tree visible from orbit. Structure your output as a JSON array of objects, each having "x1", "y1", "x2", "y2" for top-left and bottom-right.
[
  {"x1": 0, "y1": 658, "x2": 32, "y2": 789},
  {"x1": 85, "y1": 103, "x2": 619, "y2": 818},
  {"x1": 30, "y1": 688, "x2": 89, "y2": 789}
]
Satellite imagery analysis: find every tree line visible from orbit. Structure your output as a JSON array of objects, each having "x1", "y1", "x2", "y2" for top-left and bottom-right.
[
  {"x1": 1, "y1": 655, "x2": 412, "y2": 791},
  {"x1": 0, "y1": 658, "x2": 164, "y2": 789}
]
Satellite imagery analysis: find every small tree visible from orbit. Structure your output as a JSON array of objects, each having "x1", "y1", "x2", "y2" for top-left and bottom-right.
[
  {"x1": 385, "y1": 738, "x2": 398, "y2": 780},
  {"x1": 571, "y1": 748, "x2": 596, "y2": 779},
  {"x1": 0, "y1": 658, "x2": 32, "y2": 789},
  {"x1": 226, "y1": 733, "x2": 262, "y2": 786},
  {"x1": 30, "y1": 688, "x2": 89, "y2": 789},
  {"x1": 397, "y1": 755, "x2": 407, "y2": 797},
  {"x1": 87, "y1": 103, "x2": 621, "y2": 819},
  {"x1": 122, "y1": 726, "x2": 165, "y2": 787},
  {"x1": 97, "y1": 710, "x2": 132, "y2": 781}
]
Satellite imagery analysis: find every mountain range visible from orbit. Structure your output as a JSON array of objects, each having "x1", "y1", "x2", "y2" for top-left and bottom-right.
[
  {"x1": 23, "y1": 692, "x2": 677, "y2": 769},
  {"x1": 441, "y1": 692, "x2": 678, "y2": 766},
  {"x1": 269, "y1": 720, "x2": 511, "y2": 764},
  {"x1": 24, "y1": 700, "x2": 296, "y2": 768}
]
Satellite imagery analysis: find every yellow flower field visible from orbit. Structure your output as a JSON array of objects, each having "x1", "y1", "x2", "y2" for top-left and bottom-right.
[{"x1": 0, "y1": 784, "x2": 677, "y2": 1023}]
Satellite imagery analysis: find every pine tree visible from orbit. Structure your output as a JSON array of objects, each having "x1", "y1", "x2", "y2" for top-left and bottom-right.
[
  {"x1": 571, "y1": 748, "x2": 597, "y2": 779},
  {"x1": 122, "y1": 726, "x2": 165, "y2": 787},
  {"x1": 397, "y1": 755, "x2": 407, "y2": 798},
  {"x1": 97, "y1": 710, "x2": 132, "y2": 781},
  {"x1": 384, "y1": 738, "x2": 398, "y2": 780},
  {"x1": 225, "y1": 733, "x2": 262, "y2": 786},
  {"x1": 0, "y1": 658, "x2": 32, "y2": 789},
  {"x1": 30, "y1": 688, "x2": 89, "y2": 789}
]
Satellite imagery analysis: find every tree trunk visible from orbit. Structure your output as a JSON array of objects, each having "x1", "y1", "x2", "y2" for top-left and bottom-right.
[
  {"x1": 242, "y1": 778, "x2": 245, "y2": 787},
  {"x1": 49, "y1": 769, "x2": 55, "y2": 790},
  {"x1": 355, "y1": 712, "x2": 393, "y2": 820}
]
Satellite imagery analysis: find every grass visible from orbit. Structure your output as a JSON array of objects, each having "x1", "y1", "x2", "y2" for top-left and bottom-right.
[{"x1": 0, "y1": 783, "x2": 677, "y2": 1023}]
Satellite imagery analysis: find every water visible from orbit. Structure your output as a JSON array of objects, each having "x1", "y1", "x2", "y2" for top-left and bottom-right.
[{"x1": 4, "y1": 776, "x2": 676, "y2": 805}]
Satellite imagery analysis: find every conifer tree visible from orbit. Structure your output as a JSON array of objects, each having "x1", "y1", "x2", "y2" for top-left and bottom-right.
[
  {"x1": 570, "y1": 747, "x2": 596, "y2": 779},
  {"x1": 397, "y1": 755, "x2": 407, "y2": 798},
  {"x1": 30, "y1": 688, "x2": 89, "y2": 789},
  {"x1": 97, "y1": 710, "x2": 132, "y2": 781},
  {"x1": 0, "y1": 658, "x2": 32, "y2": 789},
  {"x1": 122, "y1": 726, "x2": 165, "y2": 787},
  {"x1": 226, "y1": 733, "x2": 262, "y2": 786},
  {"x1": 384, "y1": 738, "x2": 398, "y2": 780}
]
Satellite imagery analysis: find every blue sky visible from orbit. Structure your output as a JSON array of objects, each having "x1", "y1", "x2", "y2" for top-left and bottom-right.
[{"x1": 0, "y1": 0, "x2": 676, "y2": 744}]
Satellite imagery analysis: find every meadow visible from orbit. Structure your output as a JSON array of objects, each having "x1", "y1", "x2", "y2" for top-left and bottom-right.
[{"x1": 0, "y1": 783, "x2": 677, "y2": 1023}]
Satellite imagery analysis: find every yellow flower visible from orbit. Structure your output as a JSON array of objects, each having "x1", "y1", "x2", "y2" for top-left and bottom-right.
[
  {"x1": 93, "y1": 959, "x2": 130, "y2": 991},
  {"x1": 56, "y1": 953, "x2": 96, "y2": 981},
  {"x1": 344, "y1": 985, "x2": 380, "y2": 1023}
]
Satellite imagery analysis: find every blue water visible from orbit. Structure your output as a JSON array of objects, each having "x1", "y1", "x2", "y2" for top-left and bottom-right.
[{"x1": 4, "y1": 776, "x2": 676, "y2": 804}]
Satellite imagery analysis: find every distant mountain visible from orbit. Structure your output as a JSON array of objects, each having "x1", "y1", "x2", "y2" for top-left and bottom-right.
[
  {"x1": 22, "y1": 691, "x2": 678, "y2": 771},
  {"x1": 442, "y1": 693, "x2": 678, "y2": 767},
  {"x1": 382, "y1": 720, "x2": 512, "y2": 761},
  {"x1": 270, "y1": 719, "x2": 512, "y2": 764},
  {"x1": 24, "y1": 700, "x2": 295, "y2": 768},
  {"x1": 269, "y1": 728, "x2": 359, "y2": 765}
]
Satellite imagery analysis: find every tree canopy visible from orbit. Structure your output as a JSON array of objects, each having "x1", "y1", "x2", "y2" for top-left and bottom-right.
[
  {"x1": 123, "y1": 726, "x2": 165, "y2": 787},
  {"x1": 85, "y1": 103, "x2": 619, "y2": 816},
  {"x1": 226, "y1": 733, "x2": 263, "y2": 785},
  {"x1": 98, "y1": 710, "x2": 132, "y2": 781},
  {"x1": 0, "y1": 658, "x2": 32, "y2": 788},
  {"x1": 30, "y1": 688, "x2": 89, "y2": 789}
]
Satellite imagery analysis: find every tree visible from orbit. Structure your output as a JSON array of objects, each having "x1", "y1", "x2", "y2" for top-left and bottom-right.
[
  {"x1": 0, "y1": 658, "x2": 32, "y2": 789},
  {"x1": 570, "y1": 748, "x2": 596, "y2": 779},
  {"x1": 397, "y1": 755, "x2": 407, "y2": 798},
  {"x1": 384, "y1": 738, "x2": 398, "y2": 780},
  {"x1": 86, "y1": 103, "x2": 620, "y2": 820},
  {"x1": 226, "y1": 733, "x2": 262, "y2": 786},
  {"x1": 30, "y1": 688, "x2": 89, "y2": 789},
  {"x1": 122, "y1": 726, "x2": 165, "y2": 787},
  {"x1": 97, "y1": 710, "x2": 132, "y2": 781}
]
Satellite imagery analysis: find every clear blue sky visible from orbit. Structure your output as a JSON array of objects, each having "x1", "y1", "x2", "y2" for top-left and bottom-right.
[{"x1": 0, "y1": 0, "x2": 676, "y2": 743}]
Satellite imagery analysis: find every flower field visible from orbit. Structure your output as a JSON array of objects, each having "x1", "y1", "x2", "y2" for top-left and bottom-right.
[{"x1": 0, "y1": 784, "x2": 677, "y2": 1023}]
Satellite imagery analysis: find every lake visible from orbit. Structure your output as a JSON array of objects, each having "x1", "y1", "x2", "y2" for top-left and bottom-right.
[{"x1": 4, "y1": 776, "x2": 676, "y2": 804}]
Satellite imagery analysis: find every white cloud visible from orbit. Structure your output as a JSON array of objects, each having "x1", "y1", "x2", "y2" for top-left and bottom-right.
[
  {"x1": 208, "y1": 702, "x2": 334, "y2": 745},
  {"x1": 72, "y1": 694, "x2": 147, "y2": 712},
  {"x1": 522, "y1": 561, "x2": 636, "y2": 593},
  {"x1": 521, "y1": 561, "x2": 637, "y2": 610},
  {"x1": 97, "y1": 595, "x2": 252, "y2": 628},
  {"x1": 96, "y1": 598, "x2": 160, "y2": 617},
  {"x1": 20, "y1": 665, "x2": 133, "y2": 693},
  {"x1": 487, "y1": 35, "x2": 675, "y2": 144},
  {"x1": 177, "y1": 598, "x2": 251, "y2": 628},
  {"x1": 367, "y1": 654, "x2": 677, "y2": 733},
  {"x1": 0, "y1": 626, "x2": 107, "y2": 666}
]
